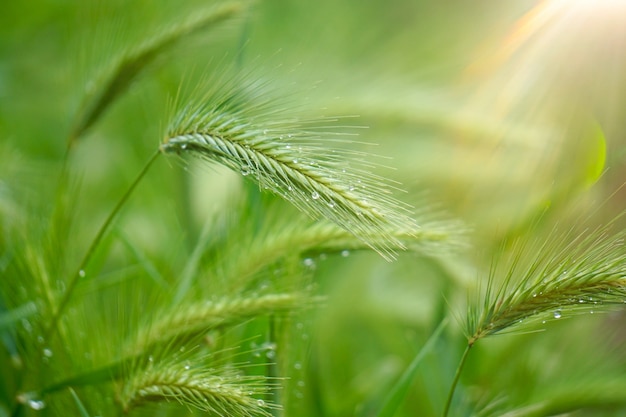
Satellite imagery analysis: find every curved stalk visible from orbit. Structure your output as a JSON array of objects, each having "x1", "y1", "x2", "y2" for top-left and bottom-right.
[
  {"x1": 443, "y1": 343, "x2": 472, "y2": 417},
  {"x1": 44, "y1": 150, "x2": 161, "y2": 341}
]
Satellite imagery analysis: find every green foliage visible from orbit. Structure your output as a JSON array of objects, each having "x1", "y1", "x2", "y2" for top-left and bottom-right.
[{"x1": 2, "y1": 1, "x2": 626, "y2": 417}]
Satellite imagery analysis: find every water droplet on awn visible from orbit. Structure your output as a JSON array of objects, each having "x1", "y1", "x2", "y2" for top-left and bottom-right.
[
  {"x1": 28, "y1": 399, "x2": 45, "y2": 410},
  {"x1": 553, "y1": 310, "x2": 562, "y2": 319},
  {"x1": 311, "y1": 191, "x2": 320, "y2": 200}
]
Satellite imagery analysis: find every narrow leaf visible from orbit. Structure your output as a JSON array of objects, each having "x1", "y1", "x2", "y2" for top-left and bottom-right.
[
  {"x1": 69, "y1": 388, "x2": 91, "y2": 417},
  {"x1": 375, "y1": 319, "x2": 448, "y2": 417},
  {"x1": 0, "y1": 302, "x2": 36, "y2": 331}
]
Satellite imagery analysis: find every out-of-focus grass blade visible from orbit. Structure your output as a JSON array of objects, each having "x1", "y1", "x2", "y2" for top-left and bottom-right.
[
  {"x1": 581, "y1": 121, "x2": 606, "y2": 187},
  {"x1": 0, "y1": 302, "x2": 36, "y2": 331},
  {"x1": 375, "y1": 318, "x2": 448, "y2": 417},
  {"x1": 70, "y1": 1, "x2": 244, "y2": 143},
  {"x1": 497, "y1": 379, "x2": 626, "y2": 417},
  {"x1": 69, "y1": 388, "x2": 91, "y2": 417}
]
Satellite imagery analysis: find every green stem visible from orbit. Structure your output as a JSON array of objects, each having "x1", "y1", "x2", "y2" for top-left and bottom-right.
[
  {"x1": 442, "y1": 343, "x2": 472, "y2": 417},
  {"x1": 44, "y1": 150, "x2": 161, "y2": 340},
  {"x1": 268, "y1": 316, "x2": 280, "y2": 417}
]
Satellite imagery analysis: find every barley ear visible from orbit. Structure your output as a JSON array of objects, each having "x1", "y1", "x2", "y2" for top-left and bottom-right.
[
  {"x1": 466, "y1": 216, "x2": 626, "y2": 345},
  {"x1": 121, "y1": 364, "x2": 275, "y2": 416},
  {"x1": 69, "y1": 2, "x2": 243, "y2": 145},
  {"x1": 128, "y1": 293, "x2": 314, "y2": 356},
  {"x1": 161, "y1": 78, "x2": 419, "y2": 260}
]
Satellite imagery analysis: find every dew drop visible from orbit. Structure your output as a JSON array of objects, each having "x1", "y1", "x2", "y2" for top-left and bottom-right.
[
  {"x1": 241, "y1": 167, "x2": 251, "y2": 176},
  {"x1": 311, "y1": 191, "x2": 320, "y2": 200},
  {"x1": 28, "y1": 399, "x2": 46, "y2": 411},
  {"x1": 184, "y1": 365, "x2": 190, "y2": 370},
  {"x1": 257, "y1": 399, "x2": 265, "y2": 407},
  {"x1": 341, "y1": 250, "x2": 350, "y2": 257},
  {"x1": 148, "y1": 355, "x2": 154, "y2": 363},
  {"x1": 293, "y1": 158, "x2": 299, "y2": 164},
  {"x1": 553, "y1": 310, "x2": 562, "y2": 319},
  {"x1": 181, "y1": 144, "x2": 187, "y2": 150},
  {"x1": 21, "y1": 319, "x2": 32, "y2": 333},
  {"x1": 266, "y1": 350, "x2": 276, "y2": 359},
  {"x1": 78, "y1": 270, "x2": 86, "y2": 278},
  {"x1": 294, "y1": 362, "x2": 302, "y2": 370},
  {"x1": 43, "y1": 348, "x2": 53, "y2": 358},
  {"x1": 302, "y1": 258, "x2": 316, "y2": 269},
  {"x1": 297, "y1": 380, "x2": 305, "y2": 387}
]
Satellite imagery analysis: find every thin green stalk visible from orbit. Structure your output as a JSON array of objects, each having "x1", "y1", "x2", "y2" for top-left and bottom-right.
[
  {"x1": 268, "y1": 316, "x2": 280, "y2": 417},
  {"x1": 443, "y1": 343, "x2": 472, "y2": 417},
  {"x1": 69, "y1": 388, "x2": 92, "y2": 417},
  {"x1": 44, "y1": 150, "x2": 161, "y2": 340}
]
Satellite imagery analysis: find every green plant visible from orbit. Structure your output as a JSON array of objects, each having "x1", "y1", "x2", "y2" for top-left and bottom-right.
[{"x1": 2, "y1": 1, "x2": 626, "y2": 417}]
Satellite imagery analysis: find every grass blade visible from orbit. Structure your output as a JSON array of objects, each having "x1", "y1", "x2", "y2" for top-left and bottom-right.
[
  {"x1": 375, "y1": 319, "x2": 448, "y2": 417},
  {"x1": 0, "y1": 302, "x2": 36, "y2": 331},
  {"x1": 68, "y1": 388, "x2": 91, "y2": 417}
]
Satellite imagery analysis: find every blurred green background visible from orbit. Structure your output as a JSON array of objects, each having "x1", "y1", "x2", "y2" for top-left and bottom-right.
[{"x1": 2, "y1": 0, "x2": 626, "y2": 416}]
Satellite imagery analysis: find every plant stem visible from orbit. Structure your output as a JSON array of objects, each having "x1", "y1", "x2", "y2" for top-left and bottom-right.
[
  {"x1": 442, "y1": 343, "x2": 472, "y2": 417},
  {"x1": 268, "y1": 316, "x2": 280, "y2": 417},
  {"x1": 44, "y1": 150, "x2": 161, "y2": 341}
]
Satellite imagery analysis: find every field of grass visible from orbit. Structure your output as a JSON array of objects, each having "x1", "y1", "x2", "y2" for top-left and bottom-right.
[{"x1": 2, "y1": 1, "x2": 626, "y2": 416}]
